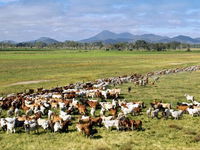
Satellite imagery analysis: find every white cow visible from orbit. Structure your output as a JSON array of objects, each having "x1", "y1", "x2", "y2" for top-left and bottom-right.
[
  {"x1": 102, "y1": 119, "x2": 120, "y2": 130},
  {"x1": 184, "y1": 94, "x2": 194, "y2": 102},
  {"x1": 54, "y1": 121, "x2": 62, "y2": 132},
  {"x1": 5, "y1": 117, "x2": 16, "y2": 133},
  {"x1": 187, "y1": 108, "x2": 200, "y2": 117},
  {"x1": 37, "y1": 118, "x2": 49, "y2": 130}
]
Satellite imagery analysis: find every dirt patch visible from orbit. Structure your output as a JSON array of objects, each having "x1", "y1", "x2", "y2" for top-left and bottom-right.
[
  {"x1": 169, "y1": 63, "x2": 184, "y2": 65},
  {"x1": 6, "y1": 80, "x2": 50, "y2": 87}
]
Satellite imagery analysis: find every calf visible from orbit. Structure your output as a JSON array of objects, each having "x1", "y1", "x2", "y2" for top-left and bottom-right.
[
  {"x1": 146, "y1": 108, "x2": 152, "y2": 118},
  {"x1": 131, "y1": 120, "x2": 142, "y2": 130},
  {"x1": 60, "y1": 120, "x2": 71, "y2": 132},
  {"x1": 102, "y1": 119, "x2": 120, "y2": 131},
  {"x1": 76, "y1": 122, "x2": 97, "y2": 137},
  {"x1": 184, "y1": 94, "x2": 194, "y2": 102},
  {"x1": 54, "y1": 121, "x2": 62, "y2": 132},
  {"x1": 90, "y1": 117, "x2": 102, "y2": 127},
  {"x1": 0, "y1": 118, "x2": 7, "y2": 131},
  {"x1": 133, "y1": 107, "x2": 142, "y2": 116},
  {"x1": 109, "y1": 108, "x2": 117, "y2": 117},
  {"x1": 5, "y1": 117, "x2": 16, "y2": 133},
  {"x1": 170, "y1": 110, "x2": 183, "y2": 120},
  {"x1": 187, "y1": 108, "x2": 200, "y2": 117},
  {"x1": 59, "y1": 111, "x2": 72, "y2": 121},
  {"x1": 76, "y1": 103, "x2": 87, "y2": 115},
  {"x1": 37, "y1": 118, "x2": 49, "y2": 130},
  {"x1": 87, "y1": 100, "x2": 98, "y2": 108},
  {"x1": 90, "y1": 108, "x2": 96, "y2": 117},
  {"x1": 24, "y1": 119, "x2": 39, "y2": 133},
  {"x1": 151, "y1": 109, "x2": 159, "y2": 119},
  {"x1": 177, "y1": 105, "x2": 189, "y2": 112}
]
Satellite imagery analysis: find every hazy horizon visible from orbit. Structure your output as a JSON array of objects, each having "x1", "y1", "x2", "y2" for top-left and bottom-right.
[{"x1": 0, "y1": 0, "x2": 200, "y2": 42}]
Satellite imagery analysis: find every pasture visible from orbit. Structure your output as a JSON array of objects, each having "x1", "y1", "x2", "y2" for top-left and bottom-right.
[
  {"x1": 0, "y1": 50, "x2": 200, "y2": 95},
  {"x1": 0, "y1": 49, "x2": 200, "y2": 150}
]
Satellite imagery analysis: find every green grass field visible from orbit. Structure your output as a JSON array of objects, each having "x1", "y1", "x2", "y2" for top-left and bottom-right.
[
  {"x1": 0, "y1": 49, "x2": 200, "y2": 150},
  {"x1": 0, "y1": 50, "x2": 200, "y2": 95}
]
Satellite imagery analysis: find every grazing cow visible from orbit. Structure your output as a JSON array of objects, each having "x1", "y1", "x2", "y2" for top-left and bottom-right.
[
  {"x1": 150, "y1": 102, "x2": 164, "y2": 111},
  {"x1": 170, "y1": 110, "x2": 183, "y2": 120},
  {"x1": 37, "y1": 118, "x2": 49, "y2": 130},
  {"x1": 54, "y1": 121, "x2": 62, "y2": 132},
  {"x1": 187, "y1": 108, "x2": 200, "y2": 117},
  {"x1": 90, "y1": 117, "x2": 102, "y2": 127},
  {"x1": 100, "y1": 102, "x2": 113, "y2": 111},
  {"x1": 112, "y1": 99, "x2": 117, "y2": 108},
  {"x1": 134, "y1": 101, "x2": 146, "y2": 108},
  {"x1": 76, "y1": 103, "x2": 87, "y2": 115},
  {"x1": 60, "y1": 120, "x2": 71, "y2": 132},
  {"x1": 52, "y1": 94, "x2": 62, "y2": 99},
  {"x1": 50, "y1": 114, "x2": 62, "y2": 123},
  {"x1": 101, "y1": 116, "x2": 113, "y2": 122},
  {"x1": 131, "y1": 120, "x2": 142, "y2": 130},
  {"x1": 151, "y1": 109, "x2": 159, "y2": 119},
  {"x1": 109, "y1": 108, "x2": 117, "y2": 117},
  {"x1": 7, "y1": 107, "x2": 14, "y2": 117},
  {"x1": 160, "y1": 103, "x2": 171, "y2": 109},
  {"x1": 78, "y1": 115, "x2": 90, "y2": 124},
  {"x1": 90, "y1": 108, "x2": 96, "y2": 117},
  {"x1": 133, "y1": 107, "x2": 142, "y2": 116},
  {"x1": 48, "y1": 110, "x2": 53, "y2": 120},
  {"x1": 102, "y1": 119, "x2": 120, "y2": 131},
  {"x1": 184, "y1": 94, "x2": 194, "y2": 102},
  {"x1": 162, "y1": 109, "x2": 171, "y2": 119},
  {"x1": 14, "y1": 118, "x2": 24, "y2": 128},
  {"x1": 5, "y1": 117, "x2": 16, "y2": 133},
  {"x1": 24, "y1": 119, "x2": 39, "y2": 133},
  {"x1": 76, "y1": 122, "x2": 97, "y2": 137},
  {"x1": 0, "y1": 118, "x2": 7, "y2": 131},
  {"x1": 146, "y1": 108, "x2": 152, "y2": 118},
  {"x1": 14, "y1": 108, "x2": 20, "y2": 117},
  {"x1": 58, "y1": 102, "x2": 66, "y2": 110},
  {"x1": 87, "y1": 100, "x2": 98, "y2": 108},
  {"x1": 59, "y1": 111, "x2": 72, "y2": 121},
  {"x1": 193, "y1": 101, "x2": 200, "y2": 106},
  {"x1": 121, "y1": 104, "x2": 138, "y2": 116},
  {"x1": 177, "y1": 105, "x2": 189, "y2": 112},
  {"x1": 100, "y1": 107, "x2": 106, "y2": 116}
]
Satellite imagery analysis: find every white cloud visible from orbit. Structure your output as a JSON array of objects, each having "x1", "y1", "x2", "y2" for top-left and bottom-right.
[
  {"x1": 0, "y1": 0, "x2": 200, "y2": 41},
  {"x1": 0, "y1": 0, "x2": 18, "y2": 3}
]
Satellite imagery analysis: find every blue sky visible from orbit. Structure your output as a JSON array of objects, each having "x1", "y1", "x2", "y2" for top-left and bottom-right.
[{"x1": 0, "y1": 0, "x2": 200, "y2": 41}]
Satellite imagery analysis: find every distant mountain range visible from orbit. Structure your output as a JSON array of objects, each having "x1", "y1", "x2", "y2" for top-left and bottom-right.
[
  {"x1": 1, "y1": 31, "x2": 200, "y2": 44},
  {"x1": 0, "y1": 37, "x2": 59, "y2": 45},
  {"x1": 80, "y1": 30, "x2": 200, "y2": 44},
  {"x1": 26, "y1": 37, "x2": 59, "y2": 44}
]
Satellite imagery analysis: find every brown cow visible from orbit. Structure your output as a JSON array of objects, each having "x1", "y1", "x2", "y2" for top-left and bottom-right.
[
  {"x1": 50, "y1": 113, "x2": 62, "y2": 123},
  {"x1": 76, "y1": 122, "x2": 97, "y2": 137},
  {"x1": 77, "y1": 103, "x2": 87, "y2": 115},
  {"x1": 109, "y1": 108, "x2": 118, "y2": 117},
  {"x1": 90, "y1": 117, "x2": 102, "y2": 127},
  {"x1": 130, "y1": 120, "x2": 142, "y2": 130},
  {"x1": 87, "y1": 100, "x2": 98, "y2": 108},
  {"x1": 133, "y1": 107, "x2": 142, "y2": 116},
  {"x1": 177, "y1": 105, "x2": 189, "y2": 112},
  {"x1": 60, "y1": 120, "x2": 71, "y2": 132}
]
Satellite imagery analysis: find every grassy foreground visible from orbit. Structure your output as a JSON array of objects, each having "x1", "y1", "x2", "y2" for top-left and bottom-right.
[{"x1": 0, "y1": 50, "x2": 200, "y2": 150}]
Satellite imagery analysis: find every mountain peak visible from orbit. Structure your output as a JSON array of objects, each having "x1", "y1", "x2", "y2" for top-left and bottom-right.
[{"x1": 35, "y1": 37, "x2": 59, "y2": 44}]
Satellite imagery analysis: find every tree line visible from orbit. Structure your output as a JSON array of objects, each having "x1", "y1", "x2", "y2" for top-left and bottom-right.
[{"x1": 0, "y1": 40, "x2": 199, "y2": 51}]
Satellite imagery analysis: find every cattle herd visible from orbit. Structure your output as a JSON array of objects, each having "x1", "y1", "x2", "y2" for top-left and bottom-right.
[{"x1": 0, "y1": 65, "x2": 199, "y2": 137}]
